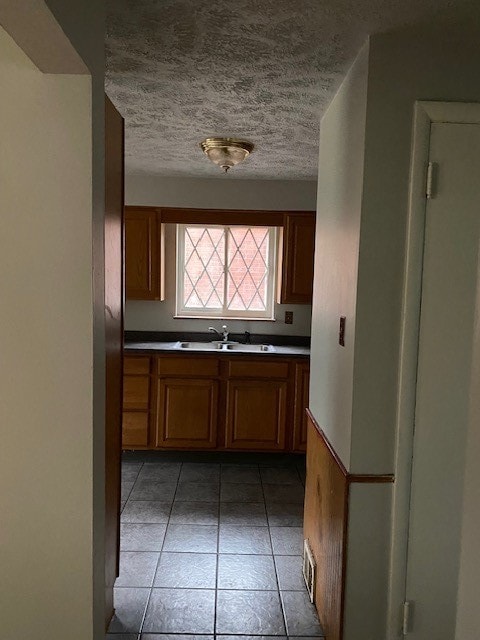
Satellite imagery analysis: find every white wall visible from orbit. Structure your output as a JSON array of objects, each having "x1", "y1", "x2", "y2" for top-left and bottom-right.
[
  {"x1": 126, "y1": 174, "x2": 318, "y2": 211},
  {"x1": 0, "y1": 25, "x2": 94, "y2": 640},
  {"x1": 309, "y1": 44, "x2": 369, "y2": 465},
  {"x1": 125, "y1": 175, "x2": 317, "y2": 337},
  {"x1": 343, "y1": 483, "x2": 392, "y2": 640},
  {"x1": 311, "y1": 27, "x2": 480, "y2": 474},
  {"x1": 351, "y1": 28, "x2": 480, "y2": 475}
]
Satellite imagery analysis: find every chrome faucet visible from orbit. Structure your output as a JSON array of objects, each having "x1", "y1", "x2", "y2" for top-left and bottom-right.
[{"x1": 209, "y1": 324, "x2": 229, "y2": 342}]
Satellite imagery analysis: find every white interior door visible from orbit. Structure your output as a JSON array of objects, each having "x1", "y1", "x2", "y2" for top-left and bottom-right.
[{"x1": 405, "y1": 122, "x2": 480, "y2": 638}]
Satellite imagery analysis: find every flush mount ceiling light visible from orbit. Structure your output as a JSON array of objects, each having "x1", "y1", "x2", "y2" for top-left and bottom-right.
[{"x1": 200, "y1": 137, "x2": 254, "y2": 173}]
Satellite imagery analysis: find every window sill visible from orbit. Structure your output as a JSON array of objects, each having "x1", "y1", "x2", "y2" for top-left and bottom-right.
[{"x1": 174, "y1": 315, "x2": 276, "y2": 322}]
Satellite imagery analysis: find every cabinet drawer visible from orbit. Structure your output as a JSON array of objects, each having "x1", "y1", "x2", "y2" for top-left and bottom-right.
[
  {"x1": 124, "y1": 356, "x2": 150, "y2": 375},
  {"x1": 158, "y1": 356, "x2": 219, "y2": 377},
  {"x1": 123, "y1": 411, "x2": 149, "y2": 447},
  {"x1": 228, "y1": 359, "x2": 289, "y2": 379},
  {"x1": 123, "y1": 375, "x2": 150, "y2": 409}
]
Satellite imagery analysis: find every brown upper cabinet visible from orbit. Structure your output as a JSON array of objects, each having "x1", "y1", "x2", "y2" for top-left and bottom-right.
[
  {"x1": 279, "y1": 212, "x2": 316, "y2": 304},
  {"x1": 124, "y1": 206, "x2": 315, "y2": 303},
  {"x1": 125, "y1": 207, "x2": 164, "y2": 300}
]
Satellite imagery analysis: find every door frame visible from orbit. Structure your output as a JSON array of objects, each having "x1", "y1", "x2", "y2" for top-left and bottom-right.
[{"x1": 386, "y1": 101, "x2": 480, "y2": 638}]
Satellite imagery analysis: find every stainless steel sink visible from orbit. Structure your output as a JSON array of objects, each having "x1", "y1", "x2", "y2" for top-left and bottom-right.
[
  {"x1": 174, "y1": 341, "x2": 275, "y2": 353},
  {"x1": 175, "y1": 341, "x2": 224, "y2": 351},
  {"x1": 224, "y1": 343, "x2": 275, "y2": 352}
]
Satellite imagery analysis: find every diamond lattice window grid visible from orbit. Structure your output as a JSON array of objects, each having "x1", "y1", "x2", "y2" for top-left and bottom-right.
[{"x1": 176, "y1": 224, "x2": 276, "y2": 319}]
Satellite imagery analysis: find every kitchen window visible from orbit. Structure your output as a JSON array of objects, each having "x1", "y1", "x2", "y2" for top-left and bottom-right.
[{"x1": 176, "y1": 224, "x2": 277, "y2": 319}]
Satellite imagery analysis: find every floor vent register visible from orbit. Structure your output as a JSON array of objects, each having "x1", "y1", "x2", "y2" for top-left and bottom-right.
[{"x1": 303, "y1": 538, "x2": 316, "y2": 602}]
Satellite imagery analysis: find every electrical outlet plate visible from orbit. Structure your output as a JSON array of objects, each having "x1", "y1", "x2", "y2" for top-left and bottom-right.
[
  {"x1": 285, "y1": 311, "x2": 293, "y2": 324},
  {"x1": 303, "y1": 539, "x2": 316, "y2": 602}
]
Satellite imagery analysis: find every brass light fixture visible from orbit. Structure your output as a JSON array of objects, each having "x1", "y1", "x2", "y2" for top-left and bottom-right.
[{"x1": 200, "y1": 137, "x2": 254, "y2": 173}]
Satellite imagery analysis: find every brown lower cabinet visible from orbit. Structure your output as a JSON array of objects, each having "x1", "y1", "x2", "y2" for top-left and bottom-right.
[
  {"x1": 122, "y1": 356, "x2": 151, "y2": 447},
  {"x1": 122, "y1": 352, "x2": 309, "y2": 452},
  {"x1": 225, "y1": 379, "x2": 287, "y2": 450},
  {"x1": 157, "y1": 378, "x2": 218, "y2": 448},
  {"x1": 293, "y1": 361, "x2": 310, "y2": 451}
]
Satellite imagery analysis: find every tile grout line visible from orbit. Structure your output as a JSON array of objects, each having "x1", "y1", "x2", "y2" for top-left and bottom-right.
[
  {"x1": 137, "y1": 461, "x2": 184, "y2": 636},
  {"x1": 121, "y1": 461, "x2": 144, "y2": 509},
  {"x1": 259, "y1": 467, "x2": 289, "y2": 638},
  {"x1": 295, "y1": 461, "x2": 305, "y2": 487},
  {"x1": 118, "y1": 458, "x2": 143, "y2": 640},
  {"x1": 213, "y1": 463, "x2": 223, "y2": 638}
]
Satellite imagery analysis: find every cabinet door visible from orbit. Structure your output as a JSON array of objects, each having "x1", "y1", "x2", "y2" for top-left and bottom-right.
[
  {"x1": 280, "y1": 212, "x2": 315, "y2": 304},
  {"x1": 156, "y1": 378, "x2": 218, "y2": 449},
  {"x1": 125, "y1": 207, "x2": 164, "y2": 300},
  {"x1": 225, "y1": 380, "x2": 287, "y2": 450},
  {"x1": 293, "y1": 362, "x2": 310, "y2": 452}
]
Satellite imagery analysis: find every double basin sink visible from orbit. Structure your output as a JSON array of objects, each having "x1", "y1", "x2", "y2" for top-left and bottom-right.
[{"x1": 174, "y1": 341, "x2": 275, "y2": 353}]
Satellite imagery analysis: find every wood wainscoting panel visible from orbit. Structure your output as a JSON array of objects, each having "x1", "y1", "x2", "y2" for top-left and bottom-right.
[
  {"x1": 304, "y1": 410, "x2": 395, "y2": 638},
  {"x1": 304, "y1": 413, "x2": 348, "y2": 640}
]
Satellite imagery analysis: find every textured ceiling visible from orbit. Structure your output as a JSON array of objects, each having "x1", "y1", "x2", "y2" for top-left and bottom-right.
[{"x1": 106, "y1": 0, "x2": 468, "y2": 180}]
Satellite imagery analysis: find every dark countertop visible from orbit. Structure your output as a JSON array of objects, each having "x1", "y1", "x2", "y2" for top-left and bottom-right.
[{"x1": 124, "y1": 341, "x2": 310, "y2": 358}]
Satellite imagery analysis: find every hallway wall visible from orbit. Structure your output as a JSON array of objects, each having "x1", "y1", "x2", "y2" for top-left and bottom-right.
[
  {"x1": 45, "y1": 0, "x2": 107, "y2": 633},
  {"x1": 309, "y1": 43, "x2": 368, "y2": 467},
  {"x1": 44, "y1": 0, "x2": 107, "y2": 632},
  {"x1": 352, "y1": 27, "x2": 480, "y2": 474},
  {"x1": 0, "y1": 1, "x2": 105, "y2": 638},
  {"x1": 0, "y1": 24, "x2": 94, "y2": 640}
]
